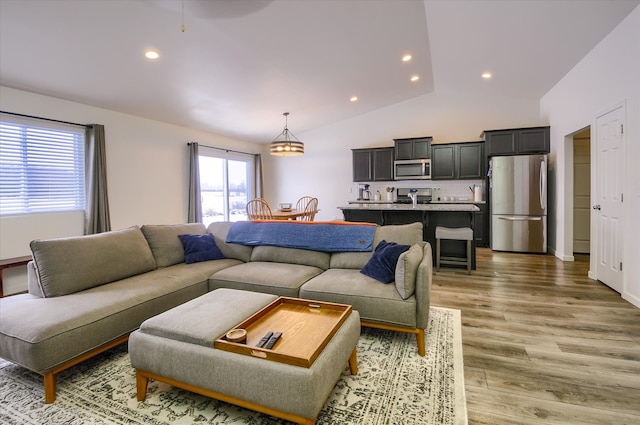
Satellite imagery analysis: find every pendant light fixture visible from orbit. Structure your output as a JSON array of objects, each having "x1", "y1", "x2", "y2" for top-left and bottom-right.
[{"x1": 269, "y1": 112, "x2": 304, "y2": 156}]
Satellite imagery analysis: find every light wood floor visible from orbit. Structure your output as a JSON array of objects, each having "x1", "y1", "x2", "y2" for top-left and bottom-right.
[{"x1": 430, "y1": 248, "x2": 640, "y2": 425}]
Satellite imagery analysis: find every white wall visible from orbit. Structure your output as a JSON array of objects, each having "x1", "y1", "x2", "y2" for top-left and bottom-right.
[
  {"x1": 263, "y1": 90, "x2": 541, "y2": 220},
  {"x1": 0, "y1": 86, "x2": 260, "y2": 294},
  {"x1": 540, "y1": 5, "x2": 640, "y2": 307}
]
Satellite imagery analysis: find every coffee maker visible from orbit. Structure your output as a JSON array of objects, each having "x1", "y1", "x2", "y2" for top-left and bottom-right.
[{"x1": 357, "y1": 183, "x2": 370, "y2": 200}]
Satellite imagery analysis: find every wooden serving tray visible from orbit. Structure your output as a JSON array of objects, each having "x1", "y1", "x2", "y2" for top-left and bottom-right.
[{"x1": 214, "y1": 297, "x2": 352, "y2": 368}]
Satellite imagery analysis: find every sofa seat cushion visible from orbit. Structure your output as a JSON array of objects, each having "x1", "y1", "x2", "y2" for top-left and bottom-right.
[
  {"x1": 0, "y1": 259, "x2": 241, "y2": 374},
  {"x1": 299, "y1": 269, "x2": 417, "y2": 328},
  {"x1": 30, "y1": 226, "x2": 157, "y2": 298},
  {"x1": 209, "y1": 262, "x2": 323, "y2": 298}
]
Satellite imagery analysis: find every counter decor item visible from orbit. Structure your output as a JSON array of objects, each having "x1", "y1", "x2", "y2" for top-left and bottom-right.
[
  {"x1": 385, "y1": 187, "x2": 394, "y2": 202},
  {"x1": 474, "y1": 186, "x2": 483, "y2": 202}
]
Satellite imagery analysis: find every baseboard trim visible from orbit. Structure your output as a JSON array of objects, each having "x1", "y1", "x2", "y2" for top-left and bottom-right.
[
  {"x1": 550, "y1": 247, "x2": 575, "y2": 262},
  {"x1": 622, "y1": 292, "x2": 640, "y2": 309}
]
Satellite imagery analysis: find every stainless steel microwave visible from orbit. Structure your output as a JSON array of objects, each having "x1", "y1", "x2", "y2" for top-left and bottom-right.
[{"x1": 394, "y1": 159, "x2": 431, "y2": 180}]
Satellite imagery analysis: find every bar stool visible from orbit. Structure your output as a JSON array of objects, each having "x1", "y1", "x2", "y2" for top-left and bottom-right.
[{"x1": 435, "y1": 226, "x2": 473, "y2": 274}]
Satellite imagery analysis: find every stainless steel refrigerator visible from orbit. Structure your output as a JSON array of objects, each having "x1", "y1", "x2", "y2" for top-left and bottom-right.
[{"x1": 489, "y1": 154, "x2": 547, "y2": 253}]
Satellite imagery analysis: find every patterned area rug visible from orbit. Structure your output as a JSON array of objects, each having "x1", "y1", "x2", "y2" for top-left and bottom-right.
[{"x1": 0, "y1": 307, "x2": 466, "y2": 425}]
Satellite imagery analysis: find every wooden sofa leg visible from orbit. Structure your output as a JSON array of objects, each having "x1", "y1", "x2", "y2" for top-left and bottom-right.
[
  {"x1": 44, "y1": 372, "x2": 56, "y2": 404},
  {"x1": 416, "y1": 329, "x2": 426, "y2": 357}
]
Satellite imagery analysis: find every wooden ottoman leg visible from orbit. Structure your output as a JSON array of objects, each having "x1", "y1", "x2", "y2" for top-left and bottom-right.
[
  {"x1": 348, "y1": 347, "x2": 358, "y2": 375},
  {"x1": 136, "y1": 370, "x2": 149, "y2": 401},
  {"x1": 44, "y1": 372, "x2": 56, "y2": 403}
]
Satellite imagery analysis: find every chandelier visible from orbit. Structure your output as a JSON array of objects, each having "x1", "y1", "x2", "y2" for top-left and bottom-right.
[{"x1": 269, "y1": 112, "x2": 304, "y2": 156}]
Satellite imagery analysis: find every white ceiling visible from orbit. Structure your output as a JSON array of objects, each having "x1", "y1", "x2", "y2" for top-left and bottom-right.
[{"x1": 1, "y1": 0, "x2": 638, "y2": 143}]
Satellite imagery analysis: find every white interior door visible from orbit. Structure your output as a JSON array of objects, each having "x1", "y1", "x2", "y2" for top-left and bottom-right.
[{"x1": 593, "y1": 105, "x2": 624, "y2": 293}]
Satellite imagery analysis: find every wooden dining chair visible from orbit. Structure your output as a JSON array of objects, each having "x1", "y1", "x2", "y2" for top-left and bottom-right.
[
  {"x1": 246, "y1": 198, "x2": 273, "y2": 220},
  {"x1": 299, "y1": 197, "x2": 318, "y2": 221},
  {"x1": 296, "y1": 196, "x2": 315, "y2": 213}
]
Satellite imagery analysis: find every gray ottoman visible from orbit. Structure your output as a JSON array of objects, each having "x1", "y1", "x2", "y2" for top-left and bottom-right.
[{"x1": 129, "y1": 288, "x2": 360, "y2": 425}]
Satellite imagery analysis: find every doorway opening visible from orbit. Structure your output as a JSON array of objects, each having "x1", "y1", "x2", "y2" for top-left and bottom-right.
[{"x1": 572, "y1": 127, "x2": 591, "y2": 254}]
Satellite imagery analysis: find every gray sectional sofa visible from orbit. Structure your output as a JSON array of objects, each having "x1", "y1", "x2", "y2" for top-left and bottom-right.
[{"x1": 0, "y1": 221, "x2": 432, "y2": 403}]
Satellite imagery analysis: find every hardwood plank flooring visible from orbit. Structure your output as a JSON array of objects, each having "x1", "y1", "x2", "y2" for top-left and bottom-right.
[{"x1": 430, "y1": 248, "x2": 640, "y2": 425}]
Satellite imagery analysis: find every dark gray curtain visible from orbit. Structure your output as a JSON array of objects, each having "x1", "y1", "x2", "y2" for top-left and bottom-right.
[
  {"x1": 254, "y1": 153, "x2": 263, "y2": 198},
  {"x1": 84, "y1": 124, "x2": 111, "y2": 234},
  {"x1": 188, "y1": 142, "x2": 202, "y2": 223}
]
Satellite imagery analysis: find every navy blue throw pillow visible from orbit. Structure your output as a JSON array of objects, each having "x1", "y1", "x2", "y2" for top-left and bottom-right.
[
  {"x1": 360, "y1": 240, "x2": 410, "y2": 283},
  {"x1": 178, "y1": 233, "x2": 225, "y2": 264}
]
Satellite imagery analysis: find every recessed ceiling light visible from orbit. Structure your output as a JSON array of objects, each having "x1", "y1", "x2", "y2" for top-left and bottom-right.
[
  {"x1": 402, "y1": 54, "x2": 412, "y2": 62},
  {"x1": 350, "y1": 96, "x2": 358, "y2": 102},
  {"x1": 410, "y1": 75, "x2": 420, "y2": 82},
  {"x1": 482, "y1": 72, "x2": 492, "y2": 79},
  {"x1": 144, "y1": 50, "x2": 160, "y2": 60}
]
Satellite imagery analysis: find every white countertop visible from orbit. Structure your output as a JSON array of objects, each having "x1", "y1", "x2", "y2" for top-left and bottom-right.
[
  {"x1": 339, "y1": 203, "x2": 479, "y2": 212},
  {"x1": 349, "y1": 200, "x2": 485, "y2": 205}
]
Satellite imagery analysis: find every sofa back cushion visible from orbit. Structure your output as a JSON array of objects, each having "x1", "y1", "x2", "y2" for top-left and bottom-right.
[
  {"x1": 250, "y1": 245, "x2": 331, "y2": 269},
  {"x1": 141, "y1": 223, "x2": 206, "y2": 267},
  {"x1": 30, "y1": 226, "x2": 157, "y2": 298},
  {"x1": 329, "y1": 222, "x2": 424, "y2": 269},
  {"x1": 329, "y1": 251, "x2": 372, "y2": 270},
  {"x1": 207, "y1": 222, "x2": 253, "y2": 262},
  {"x1": 373, "y1": 222, "x2": 423, "y2": 246}
]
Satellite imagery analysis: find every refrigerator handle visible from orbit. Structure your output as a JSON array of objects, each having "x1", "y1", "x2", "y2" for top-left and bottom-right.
[
  {"x1": 540, "y1": 160, "x2": 546, "y2": 210},
  {"x1": 499, "y1": 216, "x2": 543, "y2": 221}
]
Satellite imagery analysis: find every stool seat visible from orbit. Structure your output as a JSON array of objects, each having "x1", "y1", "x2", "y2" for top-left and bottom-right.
[
  {"x1": 435, "y1": 226, "x2": 473, "y2": 274},
  {"x1": 435, "y1": 226, "x2": 473, "y2": 241}
]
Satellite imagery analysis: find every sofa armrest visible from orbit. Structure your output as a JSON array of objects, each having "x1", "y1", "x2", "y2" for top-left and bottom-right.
[{"x1": 414, "y1": 242, "x2": 433, "y2": 329}]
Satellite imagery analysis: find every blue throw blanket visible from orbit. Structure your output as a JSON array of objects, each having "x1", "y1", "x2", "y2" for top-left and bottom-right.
[{"x1": 226, "y1": 221, "x2": 377, "y2": 252}]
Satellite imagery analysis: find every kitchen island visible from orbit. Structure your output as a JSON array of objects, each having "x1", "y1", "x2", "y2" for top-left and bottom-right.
[{"x1": 338, "y1": 202, "x2": 480, "y2": 270}]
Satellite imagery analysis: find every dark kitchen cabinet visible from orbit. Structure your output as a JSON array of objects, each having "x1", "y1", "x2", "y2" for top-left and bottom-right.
[
  {"x1": 431, "y1": 145, "x2": 455, "y2": 179},
  {"x1": 458, "y1": 142, "x2": 485, "y2": 179},
  {"x1": 352, "y1": 147, "x2": 394, "y2": 182},
  {"x1": 372, "y1": 147, "x2": 394, "y2": 181},
  {"x1": 352, "y1": 149, "x2": 372, "y2": 181},
  {"x1": 474, "y1": 202, "x2": 488, "y2": 247},
  {"x1": 394, "y1": 137, "x2": 432, "y2": 160},
  {"x1": 432, "y1": 142, "x2": 485, "y2": 180},
  {"x1": 485, "y1": 126, "x2": 549, "y2": 156}
]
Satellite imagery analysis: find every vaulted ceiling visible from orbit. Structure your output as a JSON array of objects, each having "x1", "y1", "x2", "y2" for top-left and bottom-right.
[{"x1": 1, "y1": 0, "x2": 637, "y2": 143}]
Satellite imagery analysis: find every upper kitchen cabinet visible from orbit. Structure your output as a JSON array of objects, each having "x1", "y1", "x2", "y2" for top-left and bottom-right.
[
  {"x1": 484, "y1": 126, "x2": 550, "y2": 156},
  {"x1": 431, "y1": 145, "x2": 455, "y2": 180},
  {"x1": 352, "y1": 149, "x2": 372, "y2": 181},
  {"x1": 352, "y1": 147, "x2": 394, "y2": 182},
  {"x1": 458, "y1": 142, "x2": 485, "y2": 179},
  {"x1": 393, "y1": 137, "x2": 432, "y2": 160},
  {"x1": 432, "y1": 142, "x2": 485, "y2": 180}
]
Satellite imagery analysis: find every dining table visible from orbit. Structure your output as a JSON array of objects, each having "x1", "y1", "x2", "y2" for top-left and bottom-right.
[{"x1": 271, "y1": 209, "x2": 318, "y2": 220}]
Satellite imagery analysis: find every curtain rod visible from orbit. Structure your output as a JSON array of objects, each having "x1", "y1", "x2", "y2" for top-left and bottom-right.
[
  {"x1": 0, "y1": 110, "x2": 92, "y2": 129},
  {"x1": 188, "y1": 142, "x2": 255, "y2": 156}
]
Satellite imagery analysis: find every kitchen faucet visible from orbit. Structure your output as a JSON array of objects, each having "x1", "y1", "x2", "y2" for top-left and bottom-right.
[{"x1": 408, "y1": 189, "x2": 418, "y2": 209}]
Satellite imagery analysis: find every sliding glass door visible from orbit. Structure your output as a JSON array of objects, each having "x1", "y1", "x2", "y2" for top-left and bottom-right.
[{"x1": 199, "y1": 149, "x2": 253, "y2": 226}]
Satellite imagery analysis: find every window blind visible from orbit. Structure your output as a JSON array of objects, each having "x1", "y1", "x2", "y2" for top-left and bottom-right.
[{"x1": 0, "y1": 114, "x2": 85, "y2": 215}]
